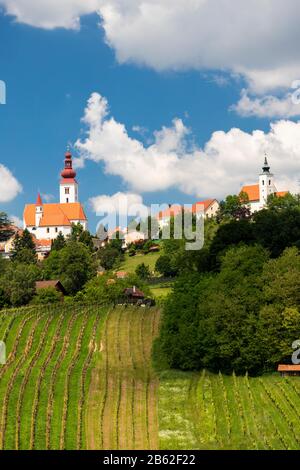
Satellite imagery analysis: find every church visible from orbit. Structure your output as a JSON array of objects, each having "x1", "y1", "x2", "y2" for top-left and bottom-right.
[
  {"x1": 240, "y1": 157, "x2": 288, "y2": 213},
  {"x1": 23, "y1": 150, "x2": 87, "y2": 240}
]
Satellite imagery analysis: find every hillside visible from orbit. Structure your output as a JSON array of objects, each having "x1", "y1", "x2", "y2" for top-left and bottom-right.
[
  {"x1": 119, "y1": 252, "x2": 160, "y2": 275},
  {"x1": 1, "y1": 304, "x2": 300, "y2": 450}
]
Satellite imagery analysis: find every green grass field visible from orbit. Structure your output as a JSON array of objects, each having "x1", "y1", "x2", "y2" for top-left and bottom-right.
[
  {"x1": 119, "y1": 252, "x2": 160, "y2": 275},
  {"x1": 1, "y1": 304, "x2": 300, "y2": 450}
]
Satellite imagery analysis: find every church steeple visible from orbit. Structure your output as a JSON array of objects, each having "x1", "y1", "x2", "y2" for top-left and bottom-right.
[
  {"x1": 259, "y1": 154, "x2": 276, "y2": 206},
  {"x1": 61, "y1": 148, "x2": 77, "y2": 180},
  {"x1": 60, "y1": 148, "x2": 78, "y2": 204},
  {"x1": 262, "y1": 154, "x2": 271, "y2": 174}
]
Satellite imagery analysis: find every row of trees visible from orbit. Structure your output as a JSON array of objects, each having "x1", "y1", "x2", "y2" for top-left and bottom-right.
[{"x1": 157, "y1": 193, "x2": 300, "y2": 375}]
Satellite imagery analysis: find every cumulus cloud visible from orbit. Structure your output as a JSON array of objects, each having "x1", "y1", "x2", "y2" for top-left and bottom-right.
[
  {"x1": 0, "y1": 164, "x2": 22, "y2": 202},
  {"x1": 233, "y1": 90, "x2": 300, "y2": 119},
  {"x1": 0, "y1": 0, "x2": 99, "y2": 29},
  {"x1": 89, "y1": 191, "x2": 143, "y2": 215},
  {"x1": 2, "y1": 0, "x2": 300, "y2": 94},
  {"x1": 76, "y1": 92, "x2": 300, "y2": 200}
]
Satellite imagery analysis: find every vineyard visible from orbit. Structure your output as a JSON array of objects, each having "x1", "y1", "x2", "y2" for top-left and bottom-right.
[
  {"x1": 1, "y1": 304, "x2": 300, "y2": 450},
  {"x1": 158, "y1": 370, "x2": 300, "y2": 450},
  {"x1": 0, "y1": 304, "x2": 160, "y2": 450}
]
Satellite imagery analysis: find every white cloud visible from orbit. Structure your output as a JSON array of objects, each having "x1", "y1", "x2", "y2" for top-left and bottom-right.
[
  {"x1": 233, "y1": 90, "x2": 300, "y2": 119},
  {"x1": 89, "y1": 191, "x2": 143, "y2": 215},
  {"x1": 0, "y1": 164, "x2": 22, "y2": 202},
  {"x1": 9, "y1": 215, "x2": 22, "y2": 227},
  {"x1": 2, "y1": 1, "x2": 300, "y2": 93},
  {"x1": 76, "y1": 92, "x2": 300, "y2": 199},
  {"x1": 0, "y1": 0, "x2": 99, "y2": 29}
]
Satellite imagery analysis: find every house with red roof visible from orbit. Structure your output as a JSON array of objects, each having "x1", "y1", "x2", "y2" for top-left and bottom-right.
[
  {"x1": 23, "y1": 150, "x2": 87, "y2": 240},
  {"x1": 156, "y1": 199, "x2": 219, "y2": 229},
  {"x1": 240, "y1": 157, "x2": 288, "y2": 214}
]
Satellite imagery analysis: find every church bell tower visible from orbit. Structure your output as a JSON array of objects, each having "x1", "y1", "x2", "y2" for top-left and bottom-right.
[
  {"x1": 60, "y1": 149, "x2": 78, "y2": 204},
  {"x1": 259, "y1": 155, "x2": 276, "y2": 206}
]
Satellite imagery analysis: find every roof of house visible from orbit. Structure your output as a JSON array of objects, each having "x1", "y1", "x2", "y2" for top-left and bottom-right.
[
  {"x1": 241, "y1": 184, "x2": 260, "y2": 202},
  {"x1": 192, "y1": 199, "x2": 218, "y2": 213},
  {"x1": 33, "y1": 238, "x2": 52, "y2": 249},
  {"x1": 124, "y1": 286, "x2": 145, "y2": 298},
  {"x1": 24, "y1": 202, "x2": 87, "y2": 227},
  {"x1": 157, "y1": 199, "x2": 218, "y2": 220},
  {"x1": 278, "y1": 364, "x2": 300, "y2": 372},
  {"x1": 275, "y1": 191, "x2": 289, "y2": 198},
  {"x1": 35, "y1": 280, "x2": 66, "y2": 294},
  {"x1": 115, "y1": 271, "x2": 128, "y2": 278}
]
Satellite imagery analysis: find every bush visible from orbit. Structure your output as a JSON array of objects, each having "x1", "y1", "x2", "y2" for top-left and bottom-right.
[
  {"x1": 32, "y1": 287, "x2": 63, "y2": 305},
  {"x1": 135, "y1": 263, "x2": 150, "y2": 279}
]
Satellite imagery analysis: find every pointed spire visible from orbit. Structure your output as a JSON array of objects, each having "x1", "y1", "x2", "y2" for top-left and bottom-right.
[
  {"x1": 262, "y1": 153, "x2": 270, "y2": 173},
  {"x1": 36, "y1": 192, "x2": 43, "y2": 206}
]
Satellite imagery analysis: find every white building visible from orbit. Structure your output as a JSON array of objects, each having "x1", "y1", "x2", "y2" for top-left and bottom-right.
[
  {"x1": 23, "y1": 150, "x2": 87, "y2": 240},
  {"x1": 156, "y1": 199, "x2": 219, "y2": 229},
  {"x1": 240, "y1": 157, "x2": 288, "y2": 213}
]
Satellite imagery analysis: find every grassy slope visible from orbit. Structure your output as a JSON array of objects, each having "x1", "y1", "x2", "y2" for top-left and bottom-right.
[
  {"x1": 119, "y1": 252, "x2": 174, "y2": 300},
  {"x1": 119, "y1": 252, "x2": 160, "y2": 274}
]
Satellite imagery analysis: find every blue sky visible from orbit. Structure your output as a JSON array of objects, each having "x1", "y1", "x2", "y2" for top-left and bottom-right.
[{"x1": 0, "y1": 3, "x2": 299, "y2": 233}]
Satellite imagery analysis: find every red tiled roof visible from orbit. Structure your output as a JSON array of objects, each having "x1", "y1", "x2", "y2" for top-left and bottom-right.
[
  {"x1": 34, "y1": 239, "x2": 52, "y2": 248},
  {"x1": 192, "y1": 199, "x2": 217, "y2": 213},
  {"x1": 24, "y1": 202, "x2": 87, "y2": 227},
  {"x1": 157, "y1": 200, "x2": 218, "y2": 220},
  {"x1": 278, "y1": 364, "x2": 300, "y2": 372},
  {"x1": 240, "y1": 184, "x2": 260, "y2": 202},
  {"x1": 241, "y1": 185, "x2": 289, "y2": 202}
]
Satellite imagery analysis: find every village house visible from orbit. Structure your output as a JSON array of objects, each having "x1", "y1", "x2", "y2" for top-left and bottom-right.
[
  {"x1": 156, "y1": 199, "x2": 219, "y2": 229},
  {"x1": 35, "y1": 280, "x2": 66, "y2": 296}
]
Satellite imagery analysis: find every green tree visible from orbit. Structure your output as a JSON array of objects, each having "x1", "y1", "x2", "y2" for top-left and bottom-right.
[
  {"x1": 44, "y1": 241, "x2": 96, "y2": 294},
  {"x1": 68, "y1": 223, "x2": 94, "y2": 251},
  {"x1": 253, "y1": 208, "x2": 300, "y2": 257},
  {"x1": 2, "y1": 263, "x2": 40, "y2": 306},
  {"x1": 155, "y1": 255, "x2": 178, "y2": 277},
  {"x1": 11, "y1": 229, "x2": 37, "y2": 264},
  {"x1": 51, "y1": 232, "x2": 66, "y2": 251},
  {"x1": 267, "y1": 192, "x2": 300, "y2": 211},
  {"x1": 217, "y1": 192, "x2": 251, "y2": 221},
  {"x1": 31, "y1": 287, "x2": 62, "y2": 305},
  {"x1": 0, "y1": 212, "x2": 14, "y2": 242},
  {"x1": 209, "y1": 219, "x2": 255, "y2": 269},
  {"x1": 135, "y1": 263, "x2": 151, "y2": 279},
  {"x1": 97, "y1": 244, "x2": 123, "y2": 271}
]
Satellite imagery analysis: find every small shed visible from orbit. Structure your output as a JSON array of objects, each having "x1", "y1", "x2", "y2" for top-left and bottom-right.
[
  {"x1": 123, "y1": 286, "x2": 145, "y2": 304},
  {"x1": 278, "y1": 364, "x2": 300, "y2": 377},
  {"x1": 148, "y1": 245, "x2": 160, "y2": 253},
  {"x1": 115, "y1": 271, "x2": 128, "y2": 279},
  {"x1": 35, "y1": 280, "x2": 66, "y2": 296}
]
